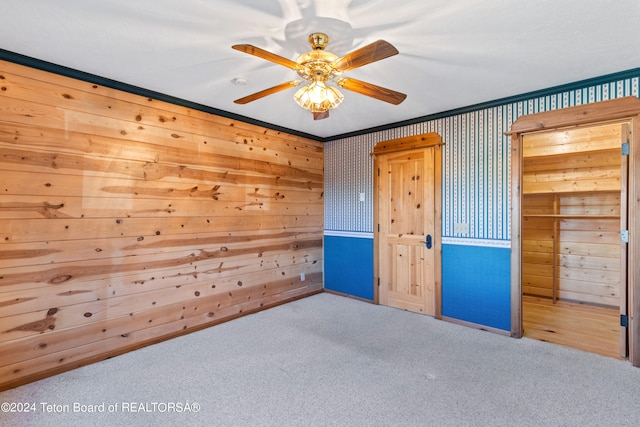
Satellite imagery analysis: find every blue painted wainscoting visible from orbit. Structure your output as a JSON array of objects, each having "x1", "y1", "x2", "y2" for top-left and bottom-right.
[
  {"x1": 324, "y1": 232, "x2": 374, "y2": 300},
  {"x1": 441, "y1": 241, "x2": 511, "y2": 331},
  {"x1": 324, "y1": 232, "x2": 511, "y2": 331}
]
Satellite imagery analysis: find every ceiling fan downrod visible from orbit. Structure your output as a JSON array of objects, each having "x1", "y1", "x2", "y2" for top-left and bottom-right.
[{"x1": 309, "y1": 33, "x2": 329, "y2": 50}]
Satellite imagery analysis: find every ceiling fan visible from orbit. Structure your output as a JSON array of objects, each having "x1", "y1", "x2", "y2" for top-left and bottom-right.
[{"x1": 232, "y1": 33, "x2": 407, "y2": 120}]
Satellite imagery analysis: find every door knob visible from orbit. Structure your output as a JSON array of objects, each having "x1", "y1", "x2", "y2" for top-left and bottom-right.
[{"x1": 425, "y1": 234, "x2": 432, "y2": 249}]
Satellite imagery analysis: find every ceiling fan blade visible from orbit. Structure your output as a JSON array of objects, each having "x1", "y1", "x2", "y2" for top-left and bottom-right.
[
  {"x1": 337, "y1": 78, "x2": 407, "y2": 105},
  {"x1": 232, "y1": 44, "x2": 300, "y2": 70},
  {"x1": 313, "y1": 111, "x2": 330, "y2": 120},
  {"x1": 332, "y1": 40, "x2": 399, "y2": 72},
  {"x1": 234, "y1": 81, "x2": 300, "y2": 104}
]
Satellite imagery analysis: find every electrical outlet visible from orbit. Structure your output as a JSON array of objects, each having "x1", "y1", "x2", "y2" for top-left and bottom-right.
[
  {"x1": 300, "y1": 272, "x2": 305, "y2": 281},
  {"x1": 454, "y1": 222, "x2": 469, "y2": 235}
]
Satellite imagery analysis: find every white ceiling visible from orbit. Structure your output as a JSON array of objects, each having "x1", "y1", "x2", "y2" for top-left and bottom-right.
[{"x1": 1, "y1": 0, "x2": 640, "y2": 140}]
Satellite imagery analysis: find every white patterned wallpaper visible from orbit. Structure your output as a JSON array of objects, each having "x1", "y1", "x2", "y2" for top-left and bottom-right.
[{"x1": 325, "y1": 74, "x2": 640, "y2": 242}]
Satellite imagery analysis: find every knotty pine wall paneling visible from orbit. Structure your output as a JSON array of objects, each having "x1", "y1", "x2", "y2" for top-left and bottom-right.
[{"x1": 0, "y1": 60, "x2": 324, "y2": 390}]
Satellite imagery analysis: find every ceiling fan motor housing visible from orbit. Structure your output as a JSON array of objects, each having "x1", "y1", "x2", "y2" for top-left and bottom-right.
[{"x1": 296, "y1": 33, "x2": 341, "y2": 82}]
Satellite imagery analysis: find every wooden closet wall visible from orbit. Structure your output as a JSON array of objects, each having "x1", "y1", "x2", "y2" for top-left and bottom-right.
[{"x1": 521, "y1": 122, "x2": 625, "y2": 307}]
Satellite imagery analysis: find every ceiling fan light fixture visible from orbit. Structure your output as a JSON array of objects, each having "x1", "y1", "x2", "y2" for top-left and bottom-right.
[
  {"x1": 232, "y1": 34, "x2": 405, "y2": 119},
  {"x1": 293, "y1": 80, "x2": 344, "y2": 113}
]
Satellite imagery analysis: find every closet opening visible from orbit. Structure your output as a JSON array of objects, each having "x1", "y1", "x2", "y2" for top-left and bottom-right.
[
  {"x1": 508, "y1": 97, "x2": 640, "y2": 365},
  {"x1": 520, "y1": 122, "x2": 627, "y2": 358}
]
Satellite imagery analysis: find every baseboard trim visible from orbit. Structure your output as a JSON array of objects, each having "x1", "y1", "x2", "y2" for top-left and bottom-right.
[
  {"x1": 323, "y1": 288, "x2": 375, "y2": 304},
  {"x1": 441, "y1": 316, "x2": 512, "y2": 337}
]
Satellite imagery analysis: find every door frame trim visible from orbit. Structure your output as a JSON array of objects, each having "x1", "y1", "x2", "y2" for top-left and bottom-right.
[
  {"x1": 372, "y1": 132, "x2": 444, "y2": 318},
  {"x1": 507, "y1": 96, "x2": 640, "y2": 366}
]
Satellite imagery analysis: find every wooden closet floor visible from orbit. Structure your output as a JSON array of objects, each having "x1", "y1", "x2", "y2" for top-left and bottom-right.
[{"x1": 523, "y1": 295, "x2": 622, "y2": 359}]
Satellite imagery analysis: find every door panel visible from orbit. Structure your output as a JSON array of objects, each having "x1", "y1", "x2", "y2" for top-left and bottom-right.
[
  {"x1": 620, "y1": 123, "x2": 630, "y2": 357},
  {"x1": 378, "y1": 148, "x2": 436, "y2": 315}
]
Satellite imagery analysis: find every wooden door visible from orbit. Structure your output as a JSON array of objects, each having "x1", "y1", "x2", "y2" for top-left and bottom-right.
[{"x1": 373, "y1": 134, "x2": 442, "y2": 317}]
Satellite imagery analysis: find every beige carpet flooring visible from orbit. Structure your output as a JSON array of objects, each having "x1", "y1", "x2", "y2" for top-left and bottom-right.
[{"x1": 2, "y1": 292, "x2": 640, "y2": 426}]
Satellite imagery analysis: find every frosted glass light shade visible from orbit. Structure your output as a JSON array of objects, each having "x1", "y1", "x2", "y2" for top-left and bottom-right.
[{"x1": 293, "y1": 80, "x2": 344, "y2": 113}]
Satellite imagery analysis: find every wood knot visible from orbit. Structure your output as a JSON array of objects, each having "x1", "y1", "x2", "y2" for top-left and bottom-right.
[
  {"x1": 8, "y1": 309, "x2": 57, "y2": 333},
  {"x1": 49, "y1": 275, "x2": 72, "y2": 284}
]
